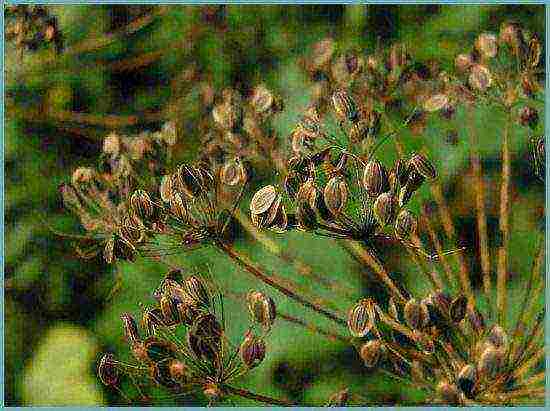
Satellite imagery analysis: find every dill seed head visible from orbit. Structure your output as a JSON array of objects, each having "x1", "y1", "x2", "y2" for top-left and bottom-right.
[
  {"x1": 457, "y1": 364, "x2": 477, "y2": 399},
  {"x1": 239, "y1": 331, "x2": 267, "y2": 369},
  {"x1": 475, "y1": 33, "x2": 498, "y2": 59},
  {"x1": 404, "y1": 298, "x2": 429, "y2": 330},
  {"x1": 98, "y1": 353, "x2": 119, "y2": 387},
  {"x1": 373, "y1": 192, "x2": 397, "y2": 227},
  {"x1": 220, "y1": 157, "x2": 247, "y2": 187},
  {"x1": 121, "y1": 313, "x2": 140, "y2": 345},
  {"x1": 423, "y1": 93, "x2": 449, "y2": 112},
  {"x1": 408, "y1": 153, "x2": 437, "y2": 180},
  {"x1": 323, "y1": 175, "x2": 348, "y2": 215},
  {"x1": 469, "y1": 64, "x2": 493, "y2": 92},
  {"x1": 363, "y1": 159, "x2": 390, "y2": 197},
  {"x1": 394, "y1": 209, "x2": 417, "y2": 240},
  {"x1": 449, "y1": 294, "x2": 468, "y2": 323},
  {"x1": 331, "y1": 90, "x2": 358, "y2": 123},
  {"x1": 247, "y1": 291, "x2": 277, "y2": 330},
  {"x1": 359, "y1": 339, "x2": 384, "y2": 368},
  {"x1": 347, "y1": 299, "x2": 376, "y2": 338},
  {"x1": 455, "y1": 53, "x2": 474, "y2": 73},
  {"x1": 130, "y1": 189, "x2": 155, "y2": 221},
  {"x1": 326, "y1": 388, "x2": 349, "y2": 406}
]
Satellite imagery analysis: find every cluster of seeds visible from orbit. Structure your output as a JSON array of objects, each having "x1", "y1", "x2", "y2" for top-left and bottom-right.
[
  {"x1": 251, "y1": 90, "x2": 437, "y2": 257},
  {"x1": 200, "y1": 86, "x2": 285, "y2": 174},
  {"x1": 98, "y1": 269, "x2": 277, "y2": 404},
  {"x1": 59, "y1": 123, "x2": 177, "y2": 263},
  {"x1": 454, "y1": 22, "x2": 543, "y2": 115},
  {"x1": 346, "y1": 284, "x2": 543, "y2": 405},
  {"x1": 5, "y1": 5, "x2": 63, "y2": 53}
]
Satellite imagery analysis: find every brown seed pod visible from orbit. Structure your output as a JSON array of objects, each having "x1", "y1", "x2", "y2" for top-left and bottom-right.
[
  {"x1": 143, "y1": 336, "x2": 179, "y2": 363},
  {"x1": 475, "y1": 32, "x2": 498, "y2": 59},
  {"x1": 404, "y1": 298, "x2": 429, "y2": 330},
  {"x1": 437, "y1": 381, "x2": 461, "y2": 405},
  {"x1": 239, "y1": 331, "x2": 267, "y2": 368},
  {"x1": 177, "y1": 302, "x2": 200, "y2": 326},
  {"x1": 457, "y1": 364, "x2": 477, "y2": 399},
  {"x1": 299, "y1": 107, "x2": 321, "y2": 136},
  {"x1": 169, "y1": 192, "x2": 189, "y2": 222},
  {"x1": 250, "y1": 185, "x2": 278, "y2": 216},
  {"x1": 183, "y1": 275, "x2": 210, "y2": 307},
  {"x1": 269, "y1": 204, "x2": 289, "y2": 233},
  {"x1": 103, "y1": 238, "x2": 115, "y2": 264},
  {"x1": 528, "y1": 35, "x2": 541, "y2": 68},
  {"x1": 408, "y1": 153, "x2": 437, "y2": 180},
  {"x1": 174, "y1": 164, "x2": 202, "y2": 199},
  {"x1": 326, "y1": 388, "x2": 350, "y2": 406},
  {"x1": 220, "y1": 157, "x2": 247, "y2": 187},
  {"x1": 98, "y1": 353, "x2": 118, "y2": 386},
  {"x1": 296, "y1": 198, "x2": 318, "y2": 231},
  {"x1": 359, "y1": 339, "x2": 384, "y2": 368},
  {"x1": 394, "y1": 209, "x2": 417, "y2": 240},
  {"x1": 373, "y1": 192, "x2": 397, "y2": 227},
  {"x1": 250, "y1": 84, "x2": 274, "y2": 115},
  {"x1": 450, "y1": 295, "x2": 468, "y2": 323},
  {"x1": 455, "y1": 53, "x2": 474, "y2": 74},
  {"x1": 324, "y1": 175, "x2": 348, "y2": 214},
  {"x1": 347, "y1": 299, "x2": 376, "y2": 338},
  {"x1": 119, "y1": 214, "x2": 144, "y2": 244},
  {"x1": 130, "y1": 189, "x2": 155, "y2": 221},
  {"x1": 160, "y1": 294, "x2": 180, "y2": 326},
  {"x1": 363, "y1": 159, "x2": 390, "y2": 197},
  {"x1": 469, "y1": 64, "x2": 492, "y2": 92},
  {"x1": 203, "y1": 382, "x2": 223, "y2": 402},
  {"x1": 332, "y1": 90, "x2": 358, "y2": 122},
  {"x1": 478, "y1": 345, "x2": 504, "y2": 378},
  {"x1": 247, "y1": 291, "x2": 277, "y2": 330},
  {"x1": 159, "y1": 174, "x2": 174, "y2": 203},
  {"x1": 168, "y1": 359, "x2": 190, "y2": 383},
  {"x1": 121, "y1": 313, "x2": 140, "y2": 345},
  {"x1": 423, "y1": 93, "x2": 449, "y2": 112},
  {"x1": 142, "y1": 307, "x2": 164, "y2": 336}
]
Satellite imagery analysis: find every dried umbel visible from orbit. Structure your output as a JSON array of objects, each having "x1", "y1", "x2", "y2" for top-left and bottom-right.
[
  {"x1": 455, "y1": 23, "x2": 543, "y2": 109},
  {"x1": 346, "y1": 143, "x2": 545, "y2": 406},
  {"x1": 98, "y1": 274, "x2": 280, "y2": 405}
]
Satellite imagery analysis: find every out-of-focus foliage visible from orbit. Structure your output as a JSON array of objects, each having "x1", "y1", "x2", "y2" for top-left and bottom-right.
[{"x1": 4, "y1": 4, "x2": 544, "y2": 406}]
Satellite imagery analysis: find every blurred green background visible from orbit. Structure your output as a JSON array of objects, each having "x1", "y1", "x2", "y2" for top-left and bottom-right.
[{"x1": 4, "y1": 4, "x2": 545, "y2": 406}]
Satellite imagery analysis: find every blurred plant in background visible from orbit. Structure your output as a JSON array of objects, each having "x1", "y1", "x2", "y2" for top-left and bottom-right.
[{"x1": 4, "y1": 4, "x2": 545, "y2": 406}]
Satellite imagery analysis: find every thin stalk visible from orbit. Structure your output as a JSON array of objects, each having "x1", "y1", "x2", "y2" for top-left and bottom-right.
[
  {"x1": 234, "y1": 209, "x2": 357, "y2": 301},
  {"x1": 419, "y1": 211, "x2": 454, "y2": 290},
  {"x1": 278, "y1": 311, "x2": 351, "y2": 344},
  {"x1": 342, "y1": 240, "x2": 407, "y2": 303},
  {"x1": 466, "y1": 107, "x2": 492, "y2": 302},
  {"x1": 497, "y1": 112, "x2": 512, "y2": 326},
  {"x1": 224, "y1": 385, "x2": 296, "y2": 406},
  {"x1": 216, "y1": 242, "x2": 347, "y2": 327}
]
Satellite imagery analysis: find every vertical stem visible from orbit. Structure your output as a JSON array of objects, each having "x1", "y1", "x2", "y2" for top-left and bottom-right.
[
  {"x1": 217, "y1": 242, "x2": 347, "y2": 327},
  {"x1": 497, "y1": 112, "x2": 511, "y2": 326},
  {"x1": 467, "y1": 107, "x2": 492, "y2": 299},
  {"x1": 224, "y1": 385, "x2": 296, "y2": 406}
]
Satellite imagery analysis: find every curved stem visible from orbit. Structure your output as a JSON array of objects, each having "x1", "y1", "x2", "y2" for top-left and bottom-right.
[
  {"x1": 224, "y1": 385, "x2": 296, "y2": 406},
  {"x1": 216, "y1": 242, "x2": 347, "y2": 327},
  {"x1": 497, "y1": 111, "x2": 512, "y2": 326}
]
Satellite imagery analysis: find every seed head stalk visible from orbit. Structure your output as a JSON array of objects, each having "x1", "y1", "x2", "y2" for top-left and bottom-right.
[
  {"x1": 215, "y1": 241, "x2": 347, "y2": 327},
  {"x1": 497, "y1": 111, "x2": 512, "y2": 327},
  {"x1": 224, "y1": 385, "x2": 296, "y2": 406}
]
